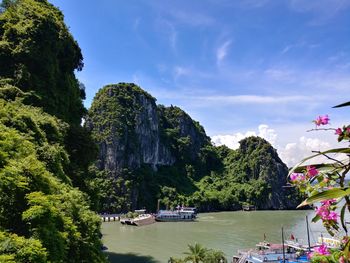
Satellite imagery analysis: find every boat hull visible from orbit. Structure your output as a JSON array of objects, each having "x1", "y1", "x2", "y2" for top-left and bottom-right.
[{"x1": 155, "y1": 217, "x2": 195, "y2": 222}]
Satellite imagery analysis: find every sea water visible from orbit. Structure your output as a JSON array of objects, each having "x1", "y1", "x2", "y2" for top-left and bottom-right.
[{"x1": 102, "y1": 210, "x2": 346, "y2": 263}]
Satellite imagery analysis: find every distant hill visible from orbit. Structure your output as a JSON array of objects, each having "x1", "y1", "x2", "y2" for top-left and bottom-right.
[{"x1": 86, "y1": 83, "x2": 301, "y2": 212}]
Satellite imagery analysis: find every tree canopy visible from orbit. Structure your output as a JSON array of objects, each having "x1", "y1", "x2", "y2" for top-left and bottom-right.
[{"x1": 0, "y1": 0, "x2": 85, "y2": 125}]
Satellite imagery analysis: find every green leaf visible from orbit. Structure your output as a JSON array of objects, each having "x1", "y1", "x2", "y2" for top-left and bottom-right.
[
  {"x1": 311, "y1": 214, "x2": 321, "y2": 223},
  {"x1": 297, "y1": 188, "x2": 350, "y2": 208},
  {"x1": 340, "y1": 204, "x2": 348, "y2": 234},
  {"x1": 289, "y1": 148, "x2": 350, "y2": 175},
  {"x1": 332, "y1": 101, "x2": 350, "y2": 108}
]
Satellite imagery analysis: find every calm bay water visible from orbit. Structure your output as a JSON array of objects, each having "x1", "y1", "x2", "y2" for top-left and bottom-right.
[{"x1": 101, "y1": 210, "x2": 330, "y2": 263}]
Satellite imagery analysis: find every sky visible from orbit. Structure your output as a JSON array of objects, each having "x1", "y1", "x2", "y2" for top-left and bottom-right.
[{"x1": 50, "y1": 0, "x2": 350, "y2": 166}]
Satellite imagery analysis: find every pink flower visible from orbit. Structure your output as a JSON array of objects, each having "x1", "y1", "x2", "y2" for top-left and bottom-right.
[
  {"x1": 315, "y1": 116, "x2": 323, "y2": 126},
  {"x1": 321, "y1": 115, "x2": 330, "y2": 125},
  {"x1": 339, "y1": 256, "x2": 345, "y2": 263},
  {"x1": 316, "y1": 200, "x2": 338, "y2": 222},
  {"x1": 341, "y1": 236, "x2": 349, "y2": 244},
  {"x1": 314, "y1": 115, "x2": 330, "y2": 126},
  {"x1": 314, "y1": 244, "x2": 330, "y2": 255},
  {"x1": 316, "y1": 206, "x2": 329, "y2": 219},
  {"x1": 327, "y1": 211, "x2": 338, "y2": 221},
  {"x1": 307, "y1": 252, "x2": 313, "y2": 259},
  {"x1": 321, "y1": 199, "x2": 336, "y2": 206},
  {"x1": 335, "y1": 128, "x2": 342, "y2": 135},
  {"x1": 306, "y1": 166, "x2": 318, "y2": 177},
  {"x1": 290, "y1": 173, "x2": 305, "y2": 182}
]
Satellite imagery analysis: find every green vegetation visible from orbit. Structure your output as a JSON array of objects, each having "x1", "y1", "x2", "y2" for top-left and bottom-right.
[
  {"x1": 0, "y1": 0, "x2": 85, "y2": 124},
  {"x1": 0, "y1": 98, "x2": 105, "y2": 262},
  {"x1": 88, "y1": 83, "x2": 298, "y2": 213},
  {"x1": 0, "y1": 1, "x2": 106, "y2": 262},
  {"x1": 169, "y1": 243, "x2": 227, "y2": 263}
]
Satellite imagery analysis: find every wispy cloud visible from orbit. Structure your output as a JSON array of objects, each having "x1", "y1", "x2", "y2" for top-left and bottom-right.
[
  {"x1": 216, "y1": 40, "x2": 232, "y2": 65},
  {"x1": 264, "y1": 68, "x2": 294, "y2": 81},
  {"x1": 241, "y1": 0, "x2": 271, "y2": 8},
  {"x1": 173, "y1": 66, "x2": 190, "y2": 79},
  {"x1": 133, "y1": 18, "x2": 141, "y2": 31},
  {"x1": 155, "y1": 19, "x2": 178, "y2": 52},
  {"x1": 200, "y1": 94, "x2": 311, "y2": 105},
  {"x1": 169, "y1": 10, "x2": 216, "y2": 27},
  {"x1": 287, "y1": 0, "x2": 350, "y2": 25},
  {"x1": 209, "y1": 0, "x2": 271, "y2": 9}
]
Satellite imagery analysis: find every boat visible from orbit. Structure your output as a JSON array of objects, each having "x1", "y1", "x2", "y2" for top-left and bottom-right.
[
  {"x1": 232, "y1": 242, "x2": 310, "y2": 263},
  {"x1": 232, "y1": 223, "x2": 311, "y2": 263},
  {"x1": 242, "y1": 205, "x2": 256, "y2": 211},
  {"x1": 132, "y1": 213, "x2": 156, "y2": 226},
  {"x1": 155, "y1": 209, "x2": 196, "y2": 222},
  {"x1": 120, "y1": 210, "x2": 155, "y2": 226},
  {"x1": 120, "y1": 218, "x2": 133, "y2": 225},
  {"x1": 180, "y1": 206, "x2": 197, "y2": 215},
  {"x1": 316, "y1": 236, "x2": 341, "y2": 249}
]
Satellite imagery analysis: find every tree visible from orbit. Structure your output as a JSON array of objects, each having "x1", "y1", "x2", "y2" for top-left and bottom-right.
[
  {"x1": 169, "y1": 244, "x2": 227, "y2": 263},
  {"x1": 204, "y1": 249, "x2": 227, "y2": 263},
  {"x1": 183, "y1": 243, "x2": 209, "y2": 263}
]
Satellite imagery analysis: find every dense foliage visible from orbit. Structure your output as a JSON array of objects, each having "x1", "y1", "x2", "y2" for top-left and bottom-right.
[
  {"x1": 0, "y1": 1, "x2": 106, "y2": 262},
  {"x1": 0, "y1": 0, "x2": 85, "y2": 125},
  {"x1": 0, "y1": 97, "x2": 105, "y2": 262}
]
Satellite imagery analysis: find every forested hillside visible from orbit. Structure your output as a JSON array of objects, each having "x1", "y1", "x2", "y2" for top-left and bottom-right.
[
  {"x1": 87, "y1": 83, "x2": 301, "y2": 213},
  {"x1": 0, "y1": 1, "x2": 106, "y2": 262}
]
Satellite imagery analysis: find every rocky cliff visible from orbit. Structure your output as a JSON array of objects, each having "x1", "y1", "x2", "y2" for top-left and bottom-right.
[
  {"x1": 86, "y1": 83, "x2": 300, "y2": 212},
  {"x1": 235, "y1": 137, "x2": 299, "y2": 210},
  {"x1": 86, "y1": 83, "x2": 175, "y2": 174}
]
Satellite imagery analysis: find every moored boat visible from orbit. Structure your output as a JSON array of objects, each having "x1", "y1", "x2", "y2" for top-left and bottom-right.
[
  {"x1": 155, "y1": 209, "x2": 196, "y2": 222},
  {"x1": 232, "y1": 242, "x2": 310, "y2": 263},
  {"x1": 120, "y1": 209, "x2": 155, "y2": 226},
  {"x1": 132, "y1": 213, "x2": 156, "y2": 226}
]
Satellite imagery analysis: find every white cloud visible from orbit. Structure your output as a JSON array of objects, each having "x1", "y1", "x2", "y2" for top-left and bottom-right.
[
  {"x1": 211, "y1": 124, "x2": 346, "y2": 167},
  {"x1": 277, "y1": 136, "x2": 332, "y2": 167},
  {"x1": 212, "y1": 131, "x2": 257, "y2": 149},
  {"x1": 258, "y1": 124, "x2": 277, "y2": 145},
  {"x1": 212, "y1": 124, "x2": 278, "y2": 149},
  {"x1": 216, "y1": 40, "x2": 232, "y2": 65}
]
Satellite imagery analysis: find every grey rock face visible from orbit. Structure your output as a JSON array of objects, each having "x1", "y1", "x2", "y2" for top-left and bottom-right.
[{"x1": 87, "y1": 84, "x2": 175, "y2": 176}]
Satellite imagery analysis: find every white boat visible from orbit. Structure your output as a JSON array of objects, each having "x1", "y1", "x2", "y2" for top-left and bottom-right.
[
  {"x1": 132, "y1": 213, "x2": 156, "y2": 226},
  {"x1": 232, "y1": 242, "x2": 310, "y2": 263},
  {"x1": 155, "y1": 210, "x2": 196, "y2": 222}
]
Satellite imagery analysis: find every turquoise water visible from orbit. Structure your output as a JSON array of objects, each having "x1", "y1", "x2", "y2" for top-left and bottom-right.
[{"x1": 101, "y1": 210, "x2": 339, "y2": 263}]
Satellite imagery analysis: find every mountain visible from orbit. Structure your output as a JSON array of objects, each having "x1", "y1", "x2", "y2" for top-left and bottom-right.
[{"x1": 87, "y1": 83, "x2": 300, "y2": 212}]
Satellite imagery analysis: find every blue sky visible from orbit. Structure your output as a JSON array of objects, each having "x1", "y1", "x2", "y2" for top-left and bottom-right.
[{"x1": 50, "y1": 0, "x2": 350, "y2": 165}]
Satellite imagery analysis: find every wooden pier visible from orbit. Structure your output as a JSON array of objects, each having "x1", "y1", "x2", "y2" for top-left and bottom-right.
[{"x1": 100, "y1": 214, "x2": 120, "y2": 222}]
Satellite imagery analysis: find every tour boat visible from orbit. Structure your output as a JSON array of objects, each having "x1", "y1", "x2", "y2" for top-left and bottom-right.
[
  {"x1": 155, "y1": 209, "x2": 196, "y2": 222},
  {"x1": 232, "y1": 242, "x2": 310, "y2": 263},
  {"x1": 232, "y1": 222, "x2": 312, "y2": 263}
]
